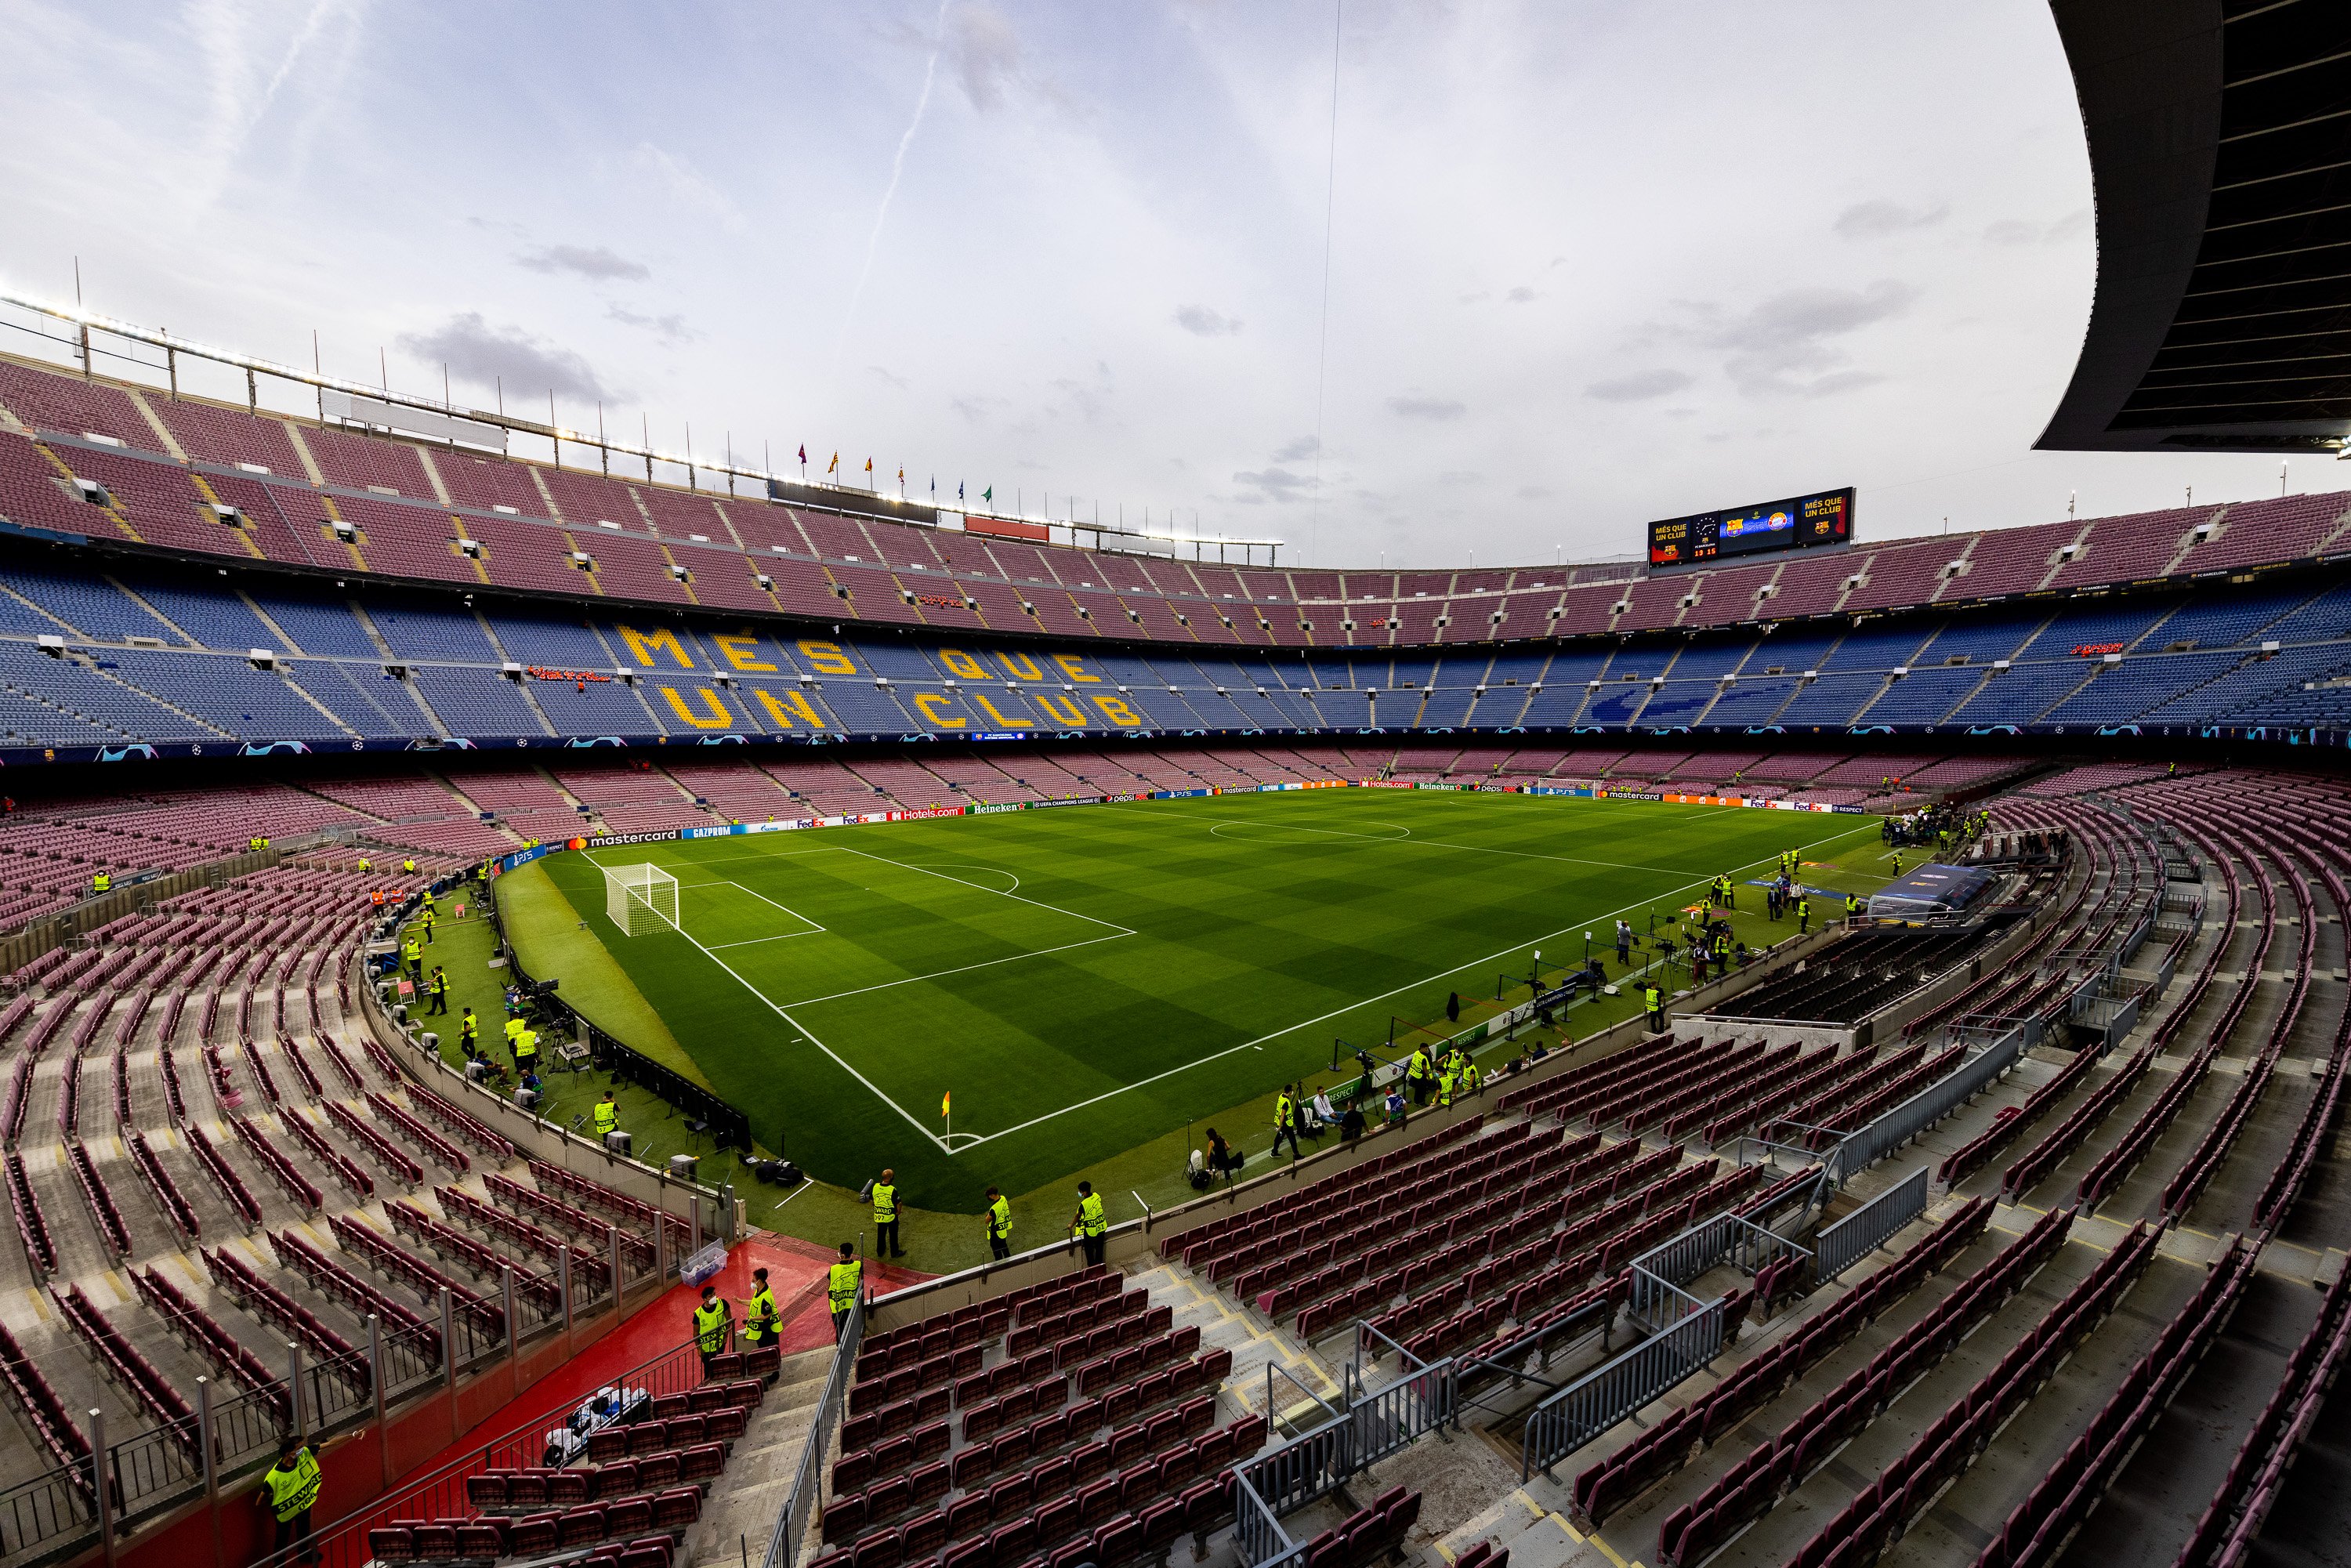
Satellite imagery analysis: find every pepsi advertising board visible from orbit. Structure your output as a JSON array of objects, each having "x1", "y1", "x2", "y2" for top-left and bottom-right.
[{"x1": 1646, "y1": 486, "x2": 1854, "y2": 567}]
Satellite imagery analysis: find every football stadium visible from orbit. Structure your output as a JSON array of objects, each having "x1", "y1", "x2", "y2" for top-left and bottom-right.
[{"x1": 0, "y1": 7, "x2": 2347, "y2": 1568}]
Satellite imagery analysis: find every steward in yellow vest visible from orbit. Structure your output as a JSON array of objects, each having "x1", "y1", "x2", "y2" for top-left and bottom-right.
[
  {"x1": 986, "y1": 1186, "x2": 1012, "y2": 1261},
  {"x1": 828, "y1": 1244, "x2": 863, "y2": 1342},
  {"x1": 743, "y1": 1267, "x2": 777, "y2": 1349},
  {"x1": 692, "y1": 1285, "x2": 731, "y2": 1364}
]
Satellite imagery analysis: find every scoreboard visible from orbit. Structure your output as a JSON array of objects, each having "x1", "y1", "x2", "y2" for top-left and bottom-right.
[{"x1": 1646, "y1": 487, "x2": 1854, "y2": 567}]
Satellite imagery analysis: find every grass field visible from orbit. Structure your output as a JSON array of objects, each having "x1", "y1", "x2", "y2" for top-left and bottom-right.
[{"x1": 512, "y1": 788, "x2": 1884, "y2": 1211}]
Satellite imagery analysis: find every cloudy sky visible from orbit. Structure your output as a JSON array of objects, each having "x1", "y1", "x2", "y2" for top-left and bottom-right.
[{"x1": 0, "y1": 1, "x2": 2315, "y2": 568}]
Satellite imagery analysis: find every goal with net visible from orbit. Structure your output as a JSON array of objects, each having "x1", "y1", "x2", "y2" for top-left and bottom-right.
[{"x1": 603, "y1": 863, "x2": 680, "y2": 936}]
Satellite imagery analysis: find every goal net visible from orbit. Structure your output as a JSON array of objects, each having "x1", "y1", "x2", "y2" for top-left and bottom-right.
[{"x1": 603, "y1": 863, "x2": 679, "y2": 936}]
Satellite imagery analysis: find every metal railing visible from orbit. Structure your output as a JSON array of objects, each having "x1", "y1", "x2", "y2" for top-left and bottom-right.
[
  {"x1": 1824, "y1": 1020, "x2": 2029, "y2": 1186},
  {"x1": 1227, "y1": 1338, "x2": 1462, "y2": 1566},
  {"x1": 0, "y1": 1462, "x2": 89, "y2": 1563},
  {"x1": 1521, "y1": 1295, "x2": 1725, "y2": 1479},
  {"x1": 1625, "y1": 1212, "x2": 1806, "y2": 1332},
  {"x1": 245, "y1": 1331, "x2": 717, "y2": 1568},
  {"x1": 761, "y1": 1298, "x2": 863, "y2": 1568},
  {"x1": 1815, "y1": 1166, "x2": 1929, "y2": 1281}
]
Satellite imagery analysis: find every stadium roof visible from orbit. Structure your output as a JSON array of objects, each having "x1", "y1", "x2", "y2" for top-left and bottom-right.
[{"x1": 2038, "y1": 0, "x2": 2351, "y2": 454}]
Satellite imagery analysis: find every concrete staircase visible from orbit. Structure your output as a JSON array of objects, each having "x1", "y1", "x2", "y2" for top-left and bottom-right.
[{"x1": 687, "y1": 1344, "x2": 836, "y2": 1568}]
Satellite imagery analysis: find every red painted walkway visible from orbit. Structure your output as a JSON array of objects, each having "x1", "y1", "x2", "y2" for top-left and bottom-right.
[{"x1": 404, "y1": 1233, "x2": 931, "y2": 1481}]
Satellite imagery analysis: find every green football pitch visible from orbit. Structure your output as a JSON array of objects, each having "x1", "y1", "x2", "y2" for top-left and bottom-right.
[{"x1": 520, "y1": 788, "x2": 1882, "y2": 1204}]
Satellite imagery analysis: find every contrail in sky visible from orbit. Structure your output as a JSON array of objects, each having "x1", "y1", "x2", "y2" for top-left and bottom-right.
[{"x1": 838, "y1": 0, "x2": 955, "y2": 364}]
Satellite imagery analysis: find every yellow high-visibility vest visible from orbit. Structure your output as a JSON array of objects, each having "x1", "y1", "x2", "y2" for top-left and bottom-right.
[
  {"x1": 692, "y1": 1298, "x2": 730, "y2": 1353},
  {"x1": 745, "y1": 1284, "x2": 776, "y2": 1342},
  {"x1": 1078, "y1": 1193, "x2": 1106, "y2": 1237},
  {"x1": 828, "y1": 1259, "x2": 862, "y2": 1312},
  {"x1": 989, "y1": 1196, "x2": 1012, "y2": 1240},
  {"x1": 872, "y1": 1182, "x2": 897, "y2": 1224},
  {"x1": 264, "y1": 1449, "x2": 321, "y2": 1521},
  {"x1": 592, "y1": 1100, "x2": 619, "y2": 1135}
]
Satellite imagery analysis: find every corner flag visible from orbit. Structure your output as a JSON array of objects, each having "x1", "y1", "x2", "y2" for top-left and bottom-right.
[{"x1": 941, "y1": 1091, "x2": 951, "y2": 1117}]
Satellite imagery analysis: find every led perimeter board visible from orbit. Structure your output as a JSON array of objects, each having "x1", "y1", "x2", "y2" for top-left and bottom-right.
[{"x1": 1646, "y1": 486, "x2": 1854, "y2": 567}]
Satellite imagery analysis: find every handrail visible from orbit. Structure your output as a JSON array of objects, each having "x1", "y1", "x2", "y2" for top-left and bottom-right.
[
  {"x1": 245, "y1": 1331, "x2": 712, "y2": 1568},
  {"x1": 760, "y1": 1298, "x2": 861, "y2": 1568}
]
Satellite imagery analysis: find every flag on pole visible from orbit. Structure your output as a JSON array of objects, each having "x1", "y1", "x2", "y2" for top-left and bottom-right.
[
  {"x1": 827, "y1": 452, "x2": 839, "y2": 475},
  {"x1": 982, "y1": 485, "x2": 993, "y2": 504},
  {"x1": 864, "y1": 458, "x2": 874, "y2": 474},
  {"x1": 929, "y1": 476, "x2": 936, "y2": 496},
  {"x1": 796, "y1": 444, "x2": 806, "y2": 465},
  {"x1": 897, "y1": 466, "x2": 904, "y2": 483},
  {"x1": 958, "y1": 481, "x2": 965, "y2": 501},
  {"x1": 941, "y1": 1091, "x2": 951, "y2": 1117}
]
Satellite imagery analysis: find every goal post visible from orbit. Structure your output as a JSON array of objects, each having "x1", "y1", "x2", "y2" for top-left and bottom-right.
[{"x1": 602, "y1": 863, "x2": 680, "y2": 936}]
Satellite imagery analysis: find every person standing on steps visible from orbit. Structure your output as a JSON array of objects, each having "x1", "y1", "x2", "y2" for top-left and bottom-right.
[
  {"x1": 872, "y1": 1169, "x2": 903, "y2": 1259},
  {"x1": 742, "y1": 1268, "x2": 777, "y2": 1350},
  {"x1": 828, "y1": 1243, "x2": 862, "y2": 1342}
]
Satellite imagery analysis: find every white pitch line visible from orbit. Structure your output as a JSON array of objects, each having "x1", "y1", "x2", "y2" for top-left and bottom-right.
[
  {"x1": 779, "y1": 932, "x2": 1135, "y2": 1007},
  {"x1": 583, "y1": 849, "x2": 951, "y2": 1151},
  {"x1": 944, "y1": 816, "x2": 1884, "y2": 1151},
  {"x1": 707, "y1": 929, "x2": 825, "y2": 951},
  {"x1": 828, "y1": 846, "x2": 1133, "y2": 936}
]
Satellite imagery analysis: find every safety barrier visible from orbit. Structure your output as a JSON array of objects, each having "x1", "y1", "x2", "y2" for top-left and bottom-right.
[
  {"x1": 1230, "y1": 1352, "x2": 1459, "y2": 1565},
  {"x1": 0, "y1": 1284, "x2": 532, "y2": 1568},
  {"x1": 1521, "y1": 1298, "x2": 1725, "y2": 1479},
  {"x1": 2070, "y1": 980, "x2": 2144, "y2": 1052},
  {"x1": 1825, "y1": 1021, "x2": 2028, "y2": 1185},
  {"x1": 1625, "y1": 1213, "x2": 1803, "y2": 1334},
  {"x1": 1815, "y1": 1166, "x2": 1929, "y2": 1281},
  {"x1": 761, "y1": 1298, "x2": 863, "y2": 1568}
]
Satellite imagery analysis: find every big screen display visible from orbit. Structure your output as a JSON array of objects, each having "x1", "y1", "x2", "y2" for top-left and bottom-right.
[{"x1": 1646, "y1": 487, "x2": 1854, "y2": 567}]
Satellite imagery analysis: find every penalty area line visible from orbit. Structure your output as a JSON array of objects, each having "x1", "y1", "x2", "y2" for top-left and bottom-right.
[{"x1": 584, "y1": 849, "x2": 952, "y2": 1153}]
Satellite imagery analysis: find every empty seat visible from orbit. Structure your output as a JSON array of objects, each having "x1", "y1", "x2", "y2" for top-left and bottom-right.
[
  {"x1": 558, "y1": 1506, "x2": 609, "y2": 1548},
  {"x1": 902, "y1": 1511, "x2": 947, "y2": 1559},
  {"x1": 1093, "y1": 1514, "x2": 1143, "y2": 1566},
  {"x1": 505, "y1": 1515, "x2": 560, "y2": 1557},
  {"x1": 455, "y1": 1523, "x2": 505, "y2": 1559}
]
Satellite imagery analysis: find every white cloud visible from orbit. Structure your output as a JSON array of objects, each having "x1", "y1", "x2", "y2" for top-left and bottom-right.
[
  {"x1": 1173, "y1": 305, "x2": 1244, "y2": 337},
  {"x1": 1587, "y1": 368, "x2": 1694, "y2": 402},
  {"x1": 397, "y1": 313, "x2": 614, "y2": 403},
  {"x1": 1835, "y1": 199, "x2": 1948, "y2": 238},
  {"x1": 520, "y1": 245, "x2": 650, "y2": 283}
]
